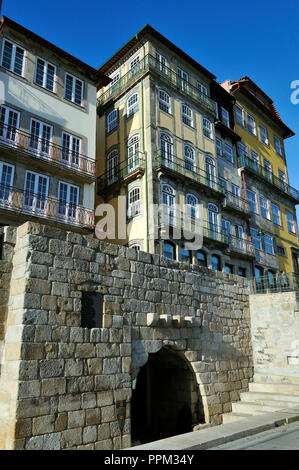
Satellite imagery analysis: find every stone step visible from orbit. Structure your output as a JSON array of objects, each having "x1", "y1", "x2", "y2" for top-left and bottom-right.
[
  {"x1": 253, "y1": 374, "x2": 299, "y2": 385},
  {"x1": 249, "y1": 382, "x2": 299, "y2": 396},
  {"x1": 232, "y1": 400, "x2": 294, "y2": 414},
  {"x1": 222, "y1": 412, "x2": 252, "y2": 424},
  {"x1": 241, "y1": 391, "x2": 299, "y2": 404}
]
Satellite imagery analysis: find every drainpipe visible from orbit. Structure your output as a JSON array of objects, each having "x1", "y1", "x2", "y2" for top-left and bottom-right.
[{"x1": 242, "y1": 170, "x2": 256, "y2": 287}]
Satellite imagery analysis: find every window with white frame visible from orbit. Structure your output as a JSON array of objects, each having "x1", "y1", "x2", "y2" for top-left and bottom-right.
[
  {"x1": 107, "y1": 149, "x2": 119, "y2": 185},
  {"x1": 64, "y1": 73, "x2": 84, "y2": 106},
  {"x1": 0, "y1": 105, "x2": 20, "y2": 143},
  {"x1": 271, "y1": 202, "x2": 281, "y2": 226},
  {"x1": 160, "y1": 132, "x2": 173, "y2": 167},
  {"x1": 259, "y1": 123, "x2": 269, "y2": 145},
  {"x1": 274, "y1": 135, "x2": 283, "y2": 156},
  {"x1": 259, "y1": 196, "x2": 270, "y2": 219},
  {"x1": 203, "y1": 117, "x2": 213, "y2": 139},
  {"x1": 238, "y1": 142, "x2": 248, "y2": 158},
  {"x1": 221, "y1": 107, "x2": 230, "y2": 127},
  {"x1": 181, "y1": 104, "x2": 193, "y2": 127},
  {"x1": 107, "y1": 109, "x2": 118, "y2": 132},
  {"x1": 130, "y1": 244, "x2": 141, "y2": 250},
  {"x1": 184, "y1": 145, "x2": 195, "y2": 171},
  {"x1": 0, "y1": 161, "x2": 14, "y2": 205},
  {"x1": 35, "y1": 57, "x2": 56, "y2": 92},
  {"x1": 208, "y1": 203, "x2": 218, "y2": 231},
  {"x1": 247, "y1": 112, "x2": 257, "y2": 136},
  {"x1": 264, "y1": 234, "x2": 274, "y2": 254},
  {"x1": 251, "y1": 149, "x2": 259, "y2": 164},
  {"x1": 196, "y1": 82, "x2": 208, "y2": 95},
  {"x1": 155, "y1": 51, "x2": 167, "y2": 72},
  {"x1": 286, "y1": 210, "x2": 296, "y2": 234},
  {"x1": 158, "y1": 89, "x2": 171, "y2": 113},
  {"x1": 130, "y1": 55, "x2": 140, "y2": 69},
  {"x1": 247, "y1": 189, "x2": 257, "y2": 213},
  {"x1": 235, "y1": 104, "x2": 245, "y2": 127},
  {"x1": 205, "y1": 156, "x2": 216, "y2": 187},
  {"x1": 232, "y1": 184, "x2": 239, "y2": 197},
  {"x1": 61, "y1": 132, "x2": 81, "y2": 167},
  {"x1": 216, "y1": 138, "x2": 222, "y2": 157},
  {"x1": 263, "y1": 158, "x2": 272, "y2": 176},
  {"x1": 127, "y1": 93, "x2": 139, "y2": 117},
  {"x1": 177, "y1": 67, "x2": 189, "y2": 92},
  {"x1": 57, "y1": 181, "x2": 79, "y2": 221},
  {"x1": 1, "y1": 38, "x2": 26, "y2": 76},
  {"x1": 110, "y1": 71, "x2": 120, "y2": 92},
  {"x1": 223, "y1": 142, "x2": 234, "y2": 163},
  {"x1": 161, "y1": 184, "x2": 175, "y2": 224},
  {"x1": 186, "y1": 193, "x2": 198, "y2": 219},
  {"x1": 128, "y1": 187, "x2": 141, "y2": 218},
  {"x1": 250, "y1": 228, "x2": 262, "y2": 250},
  {"x1": 23, "y1": 170, "x2": 49, "y2": 215},
  {"x1": 29, "y1": 118, "x2": 53, "y2": 157},
  {"x1": 127, "y1": 135, "x2": 140, "y2": 172}
]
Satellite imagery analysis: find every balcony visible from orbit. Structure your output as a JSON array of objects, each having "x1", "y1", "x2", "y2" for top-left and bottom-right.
[
  {"x1": 0, "y1": 125, "x2": 95, "y2": 181},
  {"x1": 254, "y1": 249, "x2": 279, "y2": 270},
  {"x1": 226, "y1": 235, "x2": 255, "y2": 258},
  {"x1": 97, "y1": 54, "x2": 217, "y2": 115},
  {"x1": 222, "y1": 191, "x2": 251, "y2": 217},
  {"x1": 154, "y1": 151, "x2": 226, "y2": 198},
  {"x1": 97, "y1": 152, "x2": 145, "y2": 195},
  {"x1": 238, "y1": 154, "x2": 299, "y2": 203},
  {"x1": 0, "y1": 184, "x2": 94, "y2": 229},
  {"x1": 250, "y1": 272, "x2": 299, "y2": 294}
]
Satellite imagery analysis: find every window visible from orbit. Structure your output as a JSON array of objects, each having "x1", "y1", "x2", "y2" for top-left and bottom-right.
[
  {"x1": 57, "y1": 181, "x2": 79, "y2": 222},
  {"x1": 259, "y1": 196, "x2": 270, "y2": 219},
  {"x1": 251, "y1": 228, "x2": 262, "y2": 251},
  {"x1": 127, "y1": 135, "x2": 140, "y2": 172},
  {"x1": 235, "y1": 104, "x2": 245, "y2": 127},
  {"x1": 278, "y1": 169, "x2": 286, "y2": 190},
  {"x1": 29, "y1": 118, "x2": 53, "y2": 157},
  {"x1": 264, "y1": 159, "x2": 273, "y2": 181},
  {"x1": 64, "y1": 73, "x2": 84, "y2": 106},
  {"x1": 186, "y1": 193, "x2": 198, "y2": 219},
  {"x1": 205, "y1": 157, "x2": 216, "y2": 188},
  {"x1": 247, "y1": 189, "x2": 257, "y2": 213},
  {"x1": 0, "y1": 105, "x2": 20, "y2": 143},
  {"x1": 286, "y1": 210, "x2": 296, "y2": 234},
  {"x1": 181, "y1": 247, "x2": 192, "y2": 264},
  {"x1": 223, "y1": 143, "x2": 234, "y2": 163},
  {"x1": 107, "y1": 149, "x2": 119, "y2": 185},
  {"x1": 128, "y1": 187, "x2": 141, "y2": 218},
  {"x1": 271, "y1": 202, "x2": 281, "y2": 226},
  {"x1": 247, "y1": 113, "x2": 257, "y2": 136},
  {"x1": 219, "y1": 177, "x2": 228, "y2": 194},
  {"x1": 164, "y1": 241, "x2": 176, "y2": 260},
  {"x1": 251, "y1": 150, "x2": 259, "y2": 164},
  {"x1": 211, "y1": 255, "x2": 221, "y2": 271},
  {"x1": 161, "y1": 184, "x2": 175, "y2": 225},
  {"x1": 264, "y1": 234, "x2": 274, "y2": 255},
  {"x1": 177, "y1": 67, "x2": 189, "y2": 92},
  {"x1": 238, "y1": 142, "x2": 248, "y2": 158},
  {"x1": 259, "y1": 123, "x2": 269, "y2": 145},
  {"x1": 203, "y1": 117, "x2": 213, "y2": 139},
  {"x1": 158, "y1": 89, "x2": 171, "y2": 113},
  {"x1": 181, "y1": 104, "x2": 193, "y2": 127},
  {"x1": 61, "y1": 132, "x2": 81, "y2": 168},
  {"x1": 155, "y1": 51, "x2": 167, "y2": 72},
  {"x1": 81, "y1": 293, "x2": 103, "y2": 329},
  {"x1": 222, "y1": 219, "x2": 231, "y2": 241},
  {"x1": 276, "y1": 245, "x2": 286, "y2": 257},
  {"x1": 221, "y1": 107, "x2": 230, "y2": 127},
  {"x1": 23, "y1": 170, "x2": 49, "y2": 215},
  {"x1": 238, "y1": 267, "x2": 246, "y2": 277},
  {"x1": 130, "y1": 244, "x2": 141, "y2": 251},
  {"x1": 274, "y1": 135, "x2": 283, "y2": 156},
  {"x1": 107, "y1": 109, "x2": 118, "y2": 132},
  {"x1": 109, "y1": 71, "x2": 120, "y2": 93},
  {"x1": 197, "y1": 250, "x2": 207, "y2": 267},
  {"x1": 196, "y1": 82, "x2": 208, "y2": 95},
  {"x1": 160, "y1": 132, "x2": 173, "y2": 168},
  {"x1": 231, "y1": 184, "x2": 239, "y2": 197},
  {"x1": 130, "y1": 55, "x2": 140, "y2": 69},
  {"x1": 127, "y1": 93, "x2": 139, "y2": 117},
  {"x1": 225, "y1": 264, "x2": 233, "y2": 274},
  {"x1": 0, "y1": 161, "x2": 14, "y2": 205},
  {"x1": 35, "y1": 57, "x2": 56, "y2": 92},
  {"x1": 208, "y1": 203, "x2": 218, "y2": 231},
  {"x1": 1, "y1": 38, "x2": 25, "y2": 76},
  {"x1": 184, "y1": 145, "x2": 195, "y2": 171},
  {"x1": 216, "y1": 138, "x2": 222, "y2": 157}
]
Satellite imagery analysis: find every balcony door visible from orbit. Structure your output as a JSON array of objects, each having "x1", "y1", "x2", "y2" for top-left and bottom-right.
[
  {"x1": 161, "y1": 184, "x2": 175, "y2": 225},
  {"x1": 127, "y1": 135, "x2": 140, "y2": 173},
  {"x1": 29, "y1": 118, "x2": 53, "y2": 159},
  {"x1": 107, "y1": 150, "x2": 119, "y2": 185},
  {"x1": 0, "y1": 161, "x2": 14, "y2": 206},
  {"x1": 0, "y1": 105, "x2": 19, "y2": 144},
  {"x1": 208, "y1": 203, "x2": 218, "y2": 240},
  {"x1": 23, "y1": 170, "x2": 49, "y2": 215},
  {"x1": 61, "y1": 132, "x2": 81, "y2": 168},
  {"x1": 205, "y1": 156, "x2": 216, "y2": 190},
  {"x1": 160, "y1": 133, "x2": 173, "y2": 169},
  {"x1": 58, "y1": 181, "x2": 79, "y2": 223}
]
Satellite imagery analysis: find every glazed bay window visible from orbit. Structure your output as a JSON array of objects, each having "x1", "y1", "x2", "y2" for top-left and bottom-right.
[
  {"x1": 0, "y1": 105, "x2": 19, "y2": 143},
  {"x1": 259, "y1": 196, "x2": 270, "y2": 219},
  {"x1": 203, "y1": 117, "x2": 213, "y2": 139},
  {"x1": 274, "y1": 135, "x2": 283, "y2": 156},
  {"x1": 64, "y1": 73, "x2": 84, "y2": 106},
  {"x1": 247, "y1": 189, "x2": 257, "y2": 213},
  {"x1": 259, "y1": 123, "x2": 269, "y2": 145},
  {"x1": 181, "y1": 104, "x2": 193, "y2": 127},
  {"x1": 286, "y1": 210, "x2": 296, "y2": 234},
  {"x1": 61, "y1": 132, "x2": 81, "y2": 168},
  {"x1": 57, "y1": 181, "x2": 79, "y2": 222},
  {"x1": 128, "y1": 187, "x2": 141, "y2": 218},
  {"x1": 221, "y1": 107, "x2": 230, "y2": 127},
  {"x1": 235, "y1": 104, "x2": 245, "y2": 127},
  {"x1": 107, "y1": 109, "x2": 118, "y2": 132},
  {"x1": 264, "y1": 234, "x2": 274, "y2": 255},
  {"x1": 35, "y1": 57, "x2": 56, "y2": 92},
  {"x1": 127, "y1": 93, "x2": 139, "y2": 117},
  {"x1": 247, "y1": 112, "x2": 257, "y2": 136},
  {"x1": 29, "y1": 119, "x2": 52, "y2": 157},
  {"x1": 250, "y1": 228, "x2": 262, "y2": 251},
  {"x1": 271, "y1": 202, "x2": 281, "y2": 226},
  {"x1": 158, "y1": 90, "x2": 171, "y2": 113},
  {"x1": 23, "y1": 170, "x2": 49, "y2": 215},
  {"x1": 1, "y1": 38, "x2": 26, "y2": 76}
]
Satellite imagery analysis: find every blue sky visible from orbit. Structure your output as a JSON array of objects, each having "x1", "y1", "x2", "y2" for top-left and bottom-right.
[{"x1": 2, "y1": 0, "x2": 299, "y2": 200}]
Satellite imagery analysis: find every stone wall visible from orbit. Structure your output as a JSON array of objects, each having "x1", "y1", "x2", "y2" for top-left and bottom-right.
[
  {"x1": 250, "y1": 292, "x2": 299, "y2": 382},
  {"x1": 0, "y1": 222, "x2": 253, "y2": 450}
]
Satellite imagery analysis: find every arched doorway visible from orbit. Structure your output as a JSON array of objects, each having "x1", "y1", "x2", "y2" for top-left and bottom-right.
[{"x1": 131, "y1": 347, "x2": 204, "y2": 445}]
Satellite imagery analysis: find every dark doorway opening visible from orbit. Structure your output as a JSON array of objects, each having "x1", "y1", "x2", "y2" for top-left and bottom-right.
[
  {"x1": 81, "y1": 292, "x2": 103, "y2": 328},
  {"x1": 131, "y1": 347, "x2": 204, "y2": 445}
]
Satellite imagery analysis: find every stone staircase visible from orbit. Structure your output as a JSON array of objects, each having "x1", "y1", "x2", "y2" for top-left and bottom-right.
[{"x1": 222, "y1": 375, "x2": 299, "y2": 424}]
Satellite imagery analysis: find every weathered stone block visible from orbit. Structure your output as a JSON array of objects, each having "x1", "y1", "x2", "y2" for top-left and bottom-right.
[
  {"x1": 83, "y1": 425, "x2": 97, "y2": 444},
  {"x1": 68, "y1": 410, "x2": 85, "y2": 428},
  {"x1": 32, "y1": 414, "x2": 55, "y2": 435}
]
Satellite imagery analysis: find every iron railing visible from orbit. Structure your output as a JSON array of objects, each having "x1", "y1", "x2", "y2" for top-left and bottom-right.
[
  {"x1": 155, "y1": 150, "x2": 226, "y2": 196},
  {"x1": 97, "y1": 152, "x2": 145, "y2": 192},
  {"x1": 97, "y1": 54, "x2": 217, "y2": 115},
  {"x1": 250, "y1": 272, "x2": 299, "y2": 294},
  {"x1": 0, "y1": 184, "x2": 94, "y2": 228},
  {"x1": 222, "y1": 191, "x2": 250, "y2": 215},
  {"x1": 227, "y1": 234, "x2": 255, "y2": 257},
  {"x1": 238, "y1": 154, "x2": 299, "y2": 202},
  {"x1": 0, "y1": 125, "x2": 95, "y2": 178}
]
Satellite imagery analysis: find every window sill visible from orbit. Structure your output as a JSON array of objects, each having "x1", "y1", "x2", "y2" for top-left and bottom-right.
[
  {"x1": 34, "y1": 81, "x2": 56, "y2": 95},
  {"x1": 64, "y1": 96, "x2": 85, "y2": 110}
]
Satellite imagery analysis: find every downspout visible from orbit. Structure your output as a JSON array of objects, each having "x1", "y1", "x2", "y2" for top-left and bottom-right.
[{"x1": 241, "y1": 170, "x2": 256, "y2": 289}]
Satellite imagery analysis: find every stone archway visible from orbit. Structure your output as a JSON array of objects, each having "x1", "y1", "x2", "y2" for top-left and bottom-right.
[{"x1": 130, "y1": 346, "x2": 204, "y2": 445}]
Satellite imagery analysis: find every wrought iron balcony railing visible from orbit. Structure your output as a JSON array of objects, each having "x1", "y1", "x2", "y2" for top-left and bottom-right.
[
  {"x1": 238, "y1": 154, "x2": 299, "y2": 202},
  {"x1": 0, "y1": 124, "x2": 95, "y2": 179},
  {"x1": 155, "y1": 150, "x2": 226, "y2": 196},
  {"x1": 226, "y1": 234, "x2": 255, "y2": 257},
  {"x1": 222, "y1": 191, "x2": 251, "y2": 215},
  {"x1": 97, "y1": 152, "x2": 145, "y2": 193},
  {"x1": 97, "y1": 54, "x2": 217, "y2": 115},
  {"x1": 0, "y1": 184, "x2": 94, "y2": 228},
  {"x1": 250, "y1": 272, "x2": 299, "y2": 294}
]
